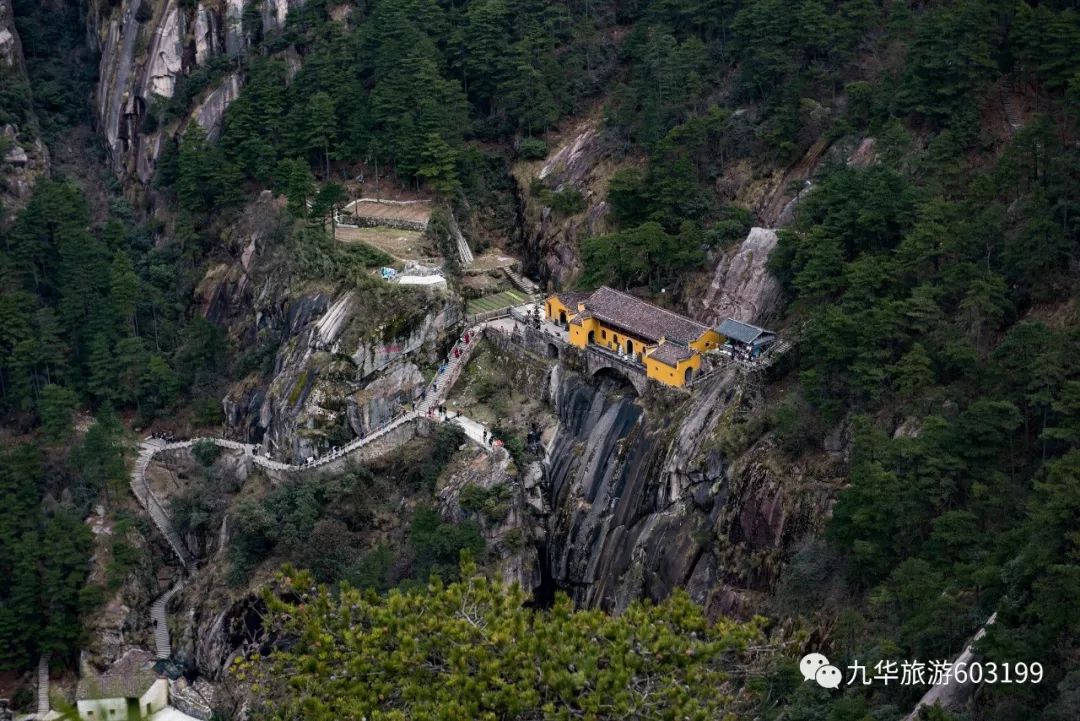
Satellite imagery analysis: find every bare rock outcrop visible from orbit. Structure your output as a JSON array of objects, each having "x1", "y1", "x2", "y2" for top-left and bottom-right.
[
  {"x1": 0, "y1": 0, "x2": 49, "y2": 220},
  {"x1": 439, "y1": 453, "x2": 544, "y2": 593},
  {"x1": 89, "y1": 0, "x2": 298, "y2": 183},
  {"x1": 698, "y1": 227, "x2": 782, "y2": 326},
  {"x1": 201, "y1": 201, "x2": 462, "y2": 464},
  {"x1": 517, "y1": 117, "x2": 623, "y2": 289},
  {"x1": 192, "y1": 72, "x2": 241, "y2": 141},
  {"x1": 0, "y1": 0, "x2": 21, "y2": 66},
  {"x1": 543, "y1": 369, "x2": 834, "y2": 616},
  {"x1": 346, "y1": 363, "x2": 425, "y2": 437}
]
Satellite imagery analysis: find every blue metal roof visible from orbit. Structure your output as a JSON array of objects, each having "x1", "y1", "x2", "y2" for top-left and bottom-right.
[{"x1": 716, "y1": 318, "x2": 773, "y2": 345}]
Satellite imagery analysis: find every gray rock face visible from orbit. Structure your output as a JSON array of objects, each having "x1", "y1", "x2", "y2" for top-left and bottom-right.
[
  {"x1": 260, "y1": 294, "x2": 457, "y2": 463},
  {"x1": 439, "y1": 454, "x2": 544, "y2": 593},
  {"x1": 194, "y1": 3, "x2": 217, "y2": 65},
  {"x1": 202, "y1": 200, "x2": 460, "y2": 463},
  {"x1": 223, "y1": 0, "x2": 245, "y2": 56},
  {"x1": 0, "y1": 1, "x2": 49, "y2": 220},
  {"x1": 542, "y1": 369, "x2": 829, "y2": 617},
  {"x1": 520, "y1": 119, "x2": 613, "y2": 289},
  {"x1": 262, "y1": 0, "x2": 304, "y2": 34},
  {"x1": 193, "y1": 72, "x2": 241, "y2": 141},
  {"x1": 346, "y1": 363, "x2": 424, "y2": 437},
  {"x1": 699, "y1": 227, "x2": 783, "y2": 326},
  {"x1": 0, "y1": 0, "x2": 19, "y2": 67},
  {"x1": 90, "y1": 0, "x2": 268, "y2": 182}
]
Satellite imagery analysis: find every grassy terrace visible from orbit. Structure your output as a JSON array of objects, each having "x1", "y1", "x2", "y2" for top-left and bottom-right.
[{"x1": 466, "y1": 289, "x2": 530, "y2": 315}]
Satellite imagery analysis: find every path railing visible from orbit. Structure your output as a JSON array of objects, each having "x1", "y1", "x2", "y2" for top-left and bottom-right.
[
  {"x1": 468, "y1": 309, "x2": 513, "y2": 325},
  {"x1": 131, "y1": 441, "x2": 195, "y2": 567}
]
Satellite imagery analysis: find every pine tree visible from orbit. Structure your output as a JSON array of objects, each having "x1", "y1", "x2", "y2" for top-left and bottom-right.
[
  {"x1": 39, "y1": 383, "x2": 78, "y2": 442},
  {"x1": 310, "y1": 182, "x2": 348, "y2": 233},
  {"x1": 277, "y1": 158, "x2": 315, "y2": 217},
  {"x1": 243, "y1": 562, "x2": 765, "y2": 721},
  {"x1": 177, "y1": 124, "x2": 213, "y2": 212},
  {"x1": 109, "y1": 250, "x2": 139, "y2": 336},
  {"x1": 305, "y1": 92, "x2": 337, "y2": 179},
  {"x1": 416, "y1": 133, "x2": 461, "y2": 197},
  {"x1": 891, "y1": 343, "x2": 934, "y2": 403}
]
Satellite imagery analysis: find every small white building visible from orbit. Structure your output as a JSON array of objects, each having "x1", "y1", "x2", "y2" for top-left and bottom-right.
[{"x1": 76, "y1": 649, "x2": 167, "y2": 721}]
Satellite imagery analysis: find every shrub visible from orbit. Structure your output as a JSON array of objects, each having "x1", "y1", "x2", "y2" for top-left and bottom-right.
[
  {"x1": 770, "y1": 392, "x2": 821, "y2": 455},
  {"x1": 519, "y1": 137, "x2": 549, "y2": 160},
  {"x1": 248, "y1": 563, "x2": 765, "y2": 721},
  {"x1": 459, "y1": 483, "x2": 513, "y2": 522},
  {"x1": 344, "y1": 544, "x2": 395, "y2": 592},
  {"x1": 545, "y1": 188, "x2": 587, "y2": 216},
  {"x1": 192, "y1": 438, "x2": 222, "y2": 467},
  {"x1": 410, "y1": 506, "x2": 485, "y2": 582}
]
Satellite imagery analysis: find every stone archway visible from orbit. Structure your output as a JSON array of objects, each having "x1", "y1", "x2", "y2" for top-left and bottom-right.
[
  {"x1": 591, "y1": 367, "x2": 640, "y2": 395},
  {"x1": 587, "y1": 330, "x2": 595, "y2": 345},
  {"x1": 625, "y1": 339, "x2": 634, "y2": 355},
  {"x1": 547, "y1": 342, "x2": 559, "y2": 359},
  {"x1": 684, "y1": 366, "x2": 694, "y2": 385},
  {"x1": 559, "y1": 310, "x2": 567, "y2": 326}
]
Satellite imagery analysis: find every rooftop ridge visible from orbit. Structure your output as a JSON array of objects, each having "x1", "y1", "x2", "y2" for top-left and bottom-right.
[{"x1": 592, "y1": 286, "x2": 709, "y2": 332}]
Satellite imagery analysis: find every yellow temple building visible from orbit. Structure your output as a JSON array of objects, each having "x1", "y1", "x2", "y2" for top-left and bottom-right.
[{"x1": 546, "y1": 287, "x2": 721, "y2": 388}]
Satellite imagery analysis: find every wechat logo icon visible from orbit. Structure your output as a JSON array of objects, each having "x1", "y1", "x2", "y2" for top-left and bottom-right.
[{"x1": 800, "y1": 653, "x2": 842, "y2": 689}]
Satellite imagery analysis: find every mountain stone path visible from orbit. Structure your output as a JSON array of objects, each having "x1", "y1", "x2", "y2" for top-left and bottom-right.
[
  {"x1": 151, "y1": 582, "x2": 184, "y2": 660},
  {"x1": 36, "y1": 654, "x2": 49, "y2": 716},
  {"x1": 124, "y1": 321, "x2": 495, "y2": 671}
]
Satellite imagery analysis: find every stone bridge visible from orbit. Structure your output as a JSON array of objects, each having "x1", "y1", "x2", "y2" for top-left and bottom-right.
[
  {"x1": 581, "y1": 345, "x2": 650, "y2": 394},
  {"x1": 484, "y1": 320, "x2": 650, "y2": 395}
]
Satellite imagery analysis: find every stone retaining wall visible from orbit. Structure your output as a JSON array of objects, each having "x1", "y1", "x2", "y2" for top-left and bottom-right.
[{"x1": 340, "y1": 215, "x2": 428, "y2": 232}]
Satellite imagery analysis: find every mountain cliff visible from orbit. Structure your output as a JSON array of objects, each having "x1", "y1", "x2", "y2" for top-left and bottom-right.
[
  {"x1": 87, "y1": 0, "x2": 296, "y2": 184},
  {"x1": 0, "y1": 0, "x2": 48, "y2": 220}
]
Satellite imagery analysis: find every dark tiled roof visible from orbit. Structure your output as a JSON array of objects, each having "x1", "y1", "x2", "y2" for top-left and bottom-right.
[
  {"x1": 717, "y1": 318, "x2": 773, "y2": 345},
  {"x1": 649, "y1": 343, "x2": 694, "y2": 367},
  {"x1": 77, "y1": 649, "x2": 160, "y2": 700},
  {"x1": 580, "y1": 287, "x2": 709, "y2": 344},
  {"x1": 568, "y1": 311, "x2": 590, "y2": 326},
  {"x1": 553, "y1": 291, "x2": 591, "y2": 309}
]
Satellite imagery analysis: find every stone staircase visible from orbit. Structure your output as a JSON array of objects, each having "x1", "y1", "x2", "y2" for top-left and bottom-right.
[
  {"x1": 1000, "y1": 75, "x2": 1024, "y2": 134},
  {"x1": 137, "y1": 321, "x2": 493, "y2": 481},
  {"x1": 114, "y1": 322, "x2": 495, "y2": 715},
  {"x1": 36, "y1": 655, "x2": 48, "y2": 716},
  {"x1": 151, "y1": 582, "x2": 183, "y2": 660},
  {"x1": 131, "y1": 440, "x2": 195, "y2": 567},
  {"x1": 502, "y1": 267, "x2": 539, "y2": 296},
  {"x1": 418, "y1": 329, "x2": 481, "y2": 415},
  {"x1": 451, "y1": 221, "x2": 474, "y2": 265}
]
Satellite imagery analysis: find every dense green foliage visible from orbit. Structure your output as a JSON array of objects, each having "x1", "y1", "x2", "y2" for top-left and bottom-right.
[
  {"x1": 0, "y1": 434, "x2": 123, "y2": 669},
  {"x1": 9, "y1": 0, "x2": 97, "y2": 138},
  {"x1": 763, "y1": 66, "x2": 1079, "y2": 721},
  {"x1": 583, "y1": 0, "x2": 1080, "y2": 292},
  {"x1": 226, "y1": 425, "x2": 475, "y2": 586},
  {"x1": 155, "y1": 0, "x2": 620, "y2": 220},
  {"x1": 0, "y1": 178, "x2": 209, "y2": 421},
  {"x1": 0, "y1": 175, "x2": 197, "y2": 669},
  {"x1": 244, "y1": 562, "x2": 764, "y2": 721}
]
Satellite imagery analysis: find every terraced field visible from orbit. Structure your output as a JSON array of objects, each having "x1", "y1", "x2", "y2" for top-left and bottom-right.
[{"x1": 466, "y1": 289, "x2": 531, "y2": 315}]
